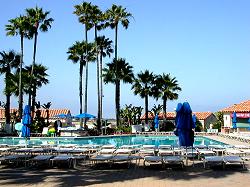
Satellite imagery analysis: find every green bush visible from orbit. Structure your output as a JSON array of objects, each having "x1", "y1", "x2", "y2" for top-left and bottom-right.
[{"x1": 116, "y1": 125, "x2": 132, "y2": 133}]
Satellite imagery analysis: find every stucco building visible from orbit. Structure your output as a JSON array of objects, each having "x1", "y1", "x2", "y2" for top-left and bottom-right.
[{"x1": 221, "y1": 100, "x2": 250, "y2": 133}]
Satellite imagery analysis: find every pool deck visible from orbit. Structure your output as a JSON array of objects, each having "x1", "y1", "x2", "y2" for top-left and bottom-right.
[{"x1": 0, "y1": 135, "x2": 250, "y2": 187}]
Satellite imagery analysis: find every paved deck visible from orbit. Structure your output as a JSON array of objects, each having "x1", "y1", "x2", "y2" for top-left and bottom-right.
[{"x1": 0, "y1": 135, "x2": 249, "y2": 187}]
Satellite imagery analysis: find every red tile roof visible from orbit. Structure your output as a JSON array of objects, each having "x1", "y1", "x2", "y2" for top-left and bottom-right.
[
  {"x1": 193, "y1": 112, "x2": 214, "y2": 120},
  {"x1": 221, "y1": 100, "x2": 250, "y2": 113},
  {"x1": 34, "y1": 109, "x2": 70, "y2": 118},
  {"x1": 0, "y1": 108, "x2": 70, "y2": 119},
  {"x1": 140, "y1": 111, "x2": 213, "y2": 120},
  {"x1": 140, "y1": 112, "x2": 155, "y2": 120}
]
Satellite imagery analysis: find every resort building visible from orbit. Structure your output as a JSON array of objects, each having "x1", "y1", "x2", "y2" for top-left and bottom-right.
[
  {"x1": 221, "y1": 100, "x2": 250, "y2": 133},
  {"x1": 141, "y1": 111, "x2": 217, "y2": 131},
  {"x1": 0, "y1": 107, "x2": 70, "y2": 133}
]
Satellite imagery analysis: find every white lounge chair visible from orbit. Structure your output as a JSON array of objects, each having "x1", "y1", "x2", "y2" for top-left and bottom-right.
[
  {"x1": 223, "y1": 156, "x2": 245, "y2": 169},
  {"x1": 162, "y1": 155, "x2": 184, "y2": 168},
  {"x1": 143, "y1": 156, "x2": 162, "y2": 167}
]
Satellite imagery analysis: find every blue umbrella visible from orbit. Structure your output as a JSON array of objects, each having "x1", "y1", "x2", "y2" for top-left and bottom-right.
[
  {"x1": 154, "y1": 114, "x2": 159, "y2": 130},
  {"x1": 74, "y1": 113, "x2": 96, "y2": 119},
  {"x1": 232, "y1": 112, "x2": 237, "y2": 129},
  {"x1": 192, "y1": 114, "x2": 197, "y2": 129},
  {"x1": 21, "y1": 105, "x2": 31, "y2": 139},
  {"x1": 248, "y1": 115, "x2": 250, "y2": 130},
  {"x1": 176, "y1": 102, "x2": 195, "y2": 147},
  {"x1": 175, "y1": 103, "x2": 183, "y2": 126}
]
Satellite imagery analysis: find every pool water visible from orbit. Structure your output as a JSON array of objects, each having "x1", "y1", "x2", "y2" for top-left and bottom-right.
[{"x1": 0, "y1": 135, "x2": 227, "y2": 147}]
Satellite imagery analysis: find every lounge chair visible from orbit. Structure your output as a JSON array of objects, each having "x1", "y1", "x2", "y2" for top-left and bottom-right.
[
  {"x1": 225, "y1": 149, "x2": 243, "y2": 156},
  {"x1": 51, "y1": 154, "x2": 76, "y2": 168},
  {"x1": 110, "y1": 155, "x2": 132, "y2": 168},
  {"x1": 99, "y1": 148, "x2": 116, "y2": 155},
  {"x1": 203, "y1": 156, "x2": 224, "y2": 169},
  {"x1": 30, "y1": 155, "x2": 54, "y2": 167},
  {"x1": 0, "y1": 154, "x2": 32, "y2": 166},
  {"x1": 143, "y1": 156, "x2": 162, "y2": 167},
  {"x1": 115, "y1": 149, "x2": 133, "y2": 155},
  {"x1": 197, "y1": 149, "x2": 216, "y2": 160},
  {"x1": 101, "y1": 144, "x2": 116, "y2": 149},
  {"x1": 89, "y1": 154, "x2": 114, "y2": 166},
  {"x1": 223, "y1": 155, "x2": 245, "y2": 169},
  {"x1": 162, "y1": 155, "x2": 185, "y2": 168}
]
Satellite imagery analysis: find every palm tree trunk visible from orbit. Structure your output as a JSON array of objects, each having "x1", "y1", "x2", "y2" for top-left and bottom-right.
[
  {"x1": 114, "y1": 24, "x2": 120, "y2": 127},
  {"x1": 115, "y1": 24, "x2": 118, "y2": 60},
  {"x1": 79, "y1": 62, "x2": 83, "y2": 128},
  {"x1": 84, "y1": 25, "x2": 88, "y2": 126},
  {"x1": 46, "y1": 109, "x2": 49, "y2": 125},
  {"x1": 5, "y1": 72, "x2": 11, "y2": 127},
  {"x1": 18, "y1": 35, "x2": 24, "y2": 119},
  {"x1": 100, "y1": 52, "x2": 103, "y2": 132},
  {"x1": 145, "y1": 95, "x2": 149, "y2": 125},
  {"x1": 115, "y1": 80, "x2": 120, "y2": 127},
  {"x1": 29, "y1": 29, "x2": 38, "y2": 107},
  {"x1": 31, "y1": 84, "x2": 37, "y2": 118},
  {"x1": 163, "y1": 97, "x2": 167, "y2": 120},
  {"x1": 95, "y1": 26, "x2": 101, "y2": 131}
]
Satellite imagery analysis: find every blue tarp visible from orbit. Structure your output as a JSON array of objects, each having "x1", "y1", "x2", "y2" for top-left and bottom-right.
[
  {"x1": 154, "y1": 114, "x2": 159, "y2": 129},
  {"x1": 232, "y1": 112, "x2": 237, "y2": 129},
  {"x1": 176, "y1": 102, "x2": 195, "y2": 147},
  {"x1": 21, "y1": 105, "x2": 31, "y2": 138}
]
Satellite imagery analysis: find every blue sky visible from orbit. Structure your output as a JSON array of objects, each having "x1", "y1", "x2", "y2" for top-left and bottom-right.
[{"x1": 0, "y1": 0, "x2": 250, "y2": 118}]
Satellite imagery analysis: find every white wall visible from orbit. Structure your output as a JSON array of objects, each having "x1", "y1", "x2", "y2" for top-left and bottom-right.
[{"x1": 223, "y1": 113, "x2": 231, "y2": 128}]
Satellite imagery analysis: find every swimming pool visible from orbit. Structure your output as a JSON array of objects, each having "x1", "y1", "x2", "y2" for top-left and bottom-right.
[{"x1": 0, "y1": 135, "x2": 227, "y2": 147}]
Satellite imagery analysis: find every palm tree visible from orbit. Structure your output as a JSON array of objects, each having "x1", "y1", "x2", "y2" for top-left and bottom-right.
[
  {"x1": 151, "y1": 104, "x2": 163, "y2": 116},
  {"x1": 95, "y1": 36, "x2": 113, "y2": 130},
  {"x1": 67, "y1": 41, "x2": 96, "y2": 128},
  {"x1": 6, "y1": 15, "x2": 31, "y2": 118},
  {"x1": 25, "y1": 6, "x2": 54, "y2": 106},
  {"x1": 88, "y1": 4, "x2": 104, "y2": 130},
  {"x1": 0, "y1": 51, "x2": 20, "y2": 126},
  {"x1": 132, "y1": 70, "x2": 155, "y2": 125},
  {"x1": 105, "y1": 5, "x2": 132, "y2": 127},
  {"x1": 154, "y1": 73, "x2": 181, "y2": 119},
  {"x1": 24, "y1": 64, "x2": 49, "y2": 116},
  {"x1": 74, "y1": 2, "x2": 94, "y2": 120},
  {"x1": 105, "y1": 4, "x2": 132, "y2": 61},
  {"x1": 42, "y1": 102, "x2": 52, "y2": 125},
  {"x1": 103, "y1": 58, "x2": 134, "y2": 126}
]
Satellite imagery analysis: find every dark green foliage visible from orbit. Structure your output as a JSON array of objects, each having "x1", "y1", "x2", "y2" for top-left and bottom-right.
[
  {"x1": 160, "y1": 121, "x2": 175, "y2": 131},
  {"x1": 195, "y1": 120, "x2": 203, "y2": 132},
  {"x1": 213, "y1": 111, "x2": 223, "y2": 132}
]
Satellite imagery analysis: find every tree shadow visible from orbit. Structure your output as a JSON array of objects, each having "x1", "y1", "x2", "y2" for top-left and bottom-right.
[{"x1": 0, "y1": 161, "x2": 249, "y2": 187}]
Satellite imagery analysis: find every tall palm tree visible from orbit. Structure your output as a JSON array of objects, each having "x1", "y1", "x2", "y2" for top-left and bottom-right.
[
  {"x1": 74, "y1": 2, "x2": 94, "y2": 121},
  {"x1": 67, "y1": 41, "x2": 96, "y2": 128},
  {"x1": 103, "y1": 58, "x2": 134, "y2": 126},
  {"x1": 89, "y1": 4, "x2": 104, "y2": 130},
  {"x1": 95, "y1": 36, "x2": 113, "y2": 130},
  {"x1": 6, "y1": 15, "x2": 31, "y2": 118},
  {"x1": 154, "y1": 73, "x2": 181, "y2": 119},
  {"x1": 24, "y1": 64, "x2": 49, "y2": 116},
  {"x1": 105, "y1": 4, "x2": 132, "y2": 127},
  {"x1": 0, "y1": 51, "x2": 20, "y2": 126},
  {"x1": 132, "y1": 70, "x2": 155, "y2": 125},
  {"x1": 25, "y1": 6, "x2": 54, "y2": 107}
]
